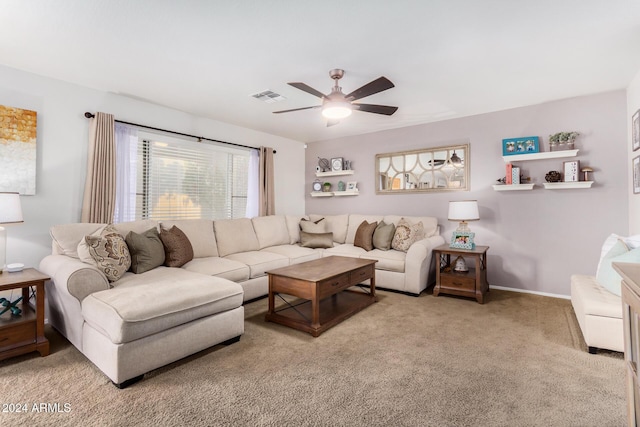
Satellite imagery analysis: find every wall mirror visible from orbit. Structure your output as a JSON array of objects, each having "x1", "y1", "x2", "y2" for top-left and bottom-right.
[{"x1": 375, "y1": 144, "x2": 469, "y2": 194}]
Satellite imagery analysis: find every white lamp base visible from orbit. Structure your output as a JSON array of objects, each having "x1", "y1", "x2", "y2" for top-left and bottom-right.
[{"x1": 0, "y1": 226, "x2": 6, "y2": 274}]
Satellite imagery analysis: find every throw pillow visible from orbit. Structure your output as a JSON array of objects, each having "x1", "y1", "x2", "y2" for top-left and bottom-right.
[
  {"x1": 300, "y1": 217, "x2": 326, "y2": 234},
  {"x1": 77, "y1": 225, "x2": 107, "y2": 265},
  {"x1": 299, "y1": 231, "x2": 334, "y2": 249},
  {"x1": 84, "y1": 225, "x2": 131, "y2": 282},
  {"x1": 159, "y1": 225, "x2": 194, "y2": 268},
  {"x1": 373, "y1": 221, "x2": 396, "y2": 251},
  {"x1": 596, "y1": 240, "x2": 640, "y2": 297},
  {"x1": 391, "y1": 218, "x2": 425, "y2": 252},
  {"x1": 354, "y1": 220, "x2": 378, "y2": 251},
  {"x1": 125, "y1": 227, "x2": 166, "y2": 274}
]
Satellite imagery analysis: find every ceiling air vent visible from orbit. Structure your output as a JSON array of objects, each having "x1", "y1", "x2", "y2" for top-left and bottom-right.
[{"x1": 251, "y1": 90, "x2": 286, "y2": 103}]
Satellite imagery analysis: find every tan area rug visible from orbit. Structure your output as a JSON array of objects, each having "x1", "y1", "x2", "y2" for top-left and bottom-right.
[{"x1": 0, "y1": 289, "x2": 625, "y2": 426}]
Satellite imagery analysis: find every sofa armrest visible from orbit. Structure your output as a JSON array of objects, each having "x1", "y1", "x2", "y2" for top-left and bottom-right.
[
  {"x1": 404, "y1": 235, "x2": 446, "y2": 293},
  {"x1": 39, "y1": 255, "x2": 110, "y2": 303}
]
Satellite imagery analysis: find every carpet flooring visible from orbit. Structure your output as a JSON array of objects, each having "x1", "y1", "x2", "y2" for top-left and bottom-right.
[{"x1": 0, "y1": 289, "x2": 625, "y2": 427}]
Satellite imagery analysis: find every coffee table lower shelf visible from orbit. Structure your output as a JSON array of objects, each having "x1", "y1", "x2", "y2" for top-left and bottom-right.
[{"x1": 266, "y1": 289, "x2": 375, "y2": 337}]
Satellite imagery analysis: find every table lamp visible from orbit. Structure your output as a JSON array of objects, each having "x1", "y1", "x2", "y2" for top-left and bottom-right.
[
  {"x1": 448, "y1": 200, "x2": 479, "y2": 249},
  {"x1": 0, "y1": 192, "x2": 24, "y2": 274}
]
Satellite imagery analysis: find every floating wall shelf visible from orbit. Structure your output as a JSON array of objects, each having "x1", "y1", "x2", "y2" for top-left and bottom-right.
[
  {"x1": 315, "y1": 170, "x2": 355, "y2": 177},
  {"x1": 542, "y1": 181, "x2": 593, "y2": 190},
  {"x1": 502, "y1": 149, "x2": 578, "y2": 163},
  {"x1": 492, "y1": 183, "x2": 536, "y2": 191},
  {"x1": 310, "y1": 190, "x2": 359, "y2": 197}
]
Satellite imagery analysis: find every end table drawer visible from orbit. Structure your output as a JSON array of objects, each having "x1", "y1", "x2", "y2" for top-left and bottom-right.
[
  {"x1": 0, "y1": 321, "x2": 36, "y2": 350},
  {"x1": 440, "y1": 275, "x2": 475, "y2": 291}
]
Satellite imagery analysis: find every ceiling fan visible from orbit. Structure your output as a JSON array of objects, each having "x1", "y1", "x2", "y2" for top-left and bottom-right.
[{"x1": 273, "y1": 69, "x2": 398, "y2": 126}]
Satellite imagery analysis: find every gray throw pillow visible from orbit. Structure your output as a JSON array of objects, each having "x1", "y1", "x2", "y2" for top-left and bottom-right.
[
  {"x1": 300, "y1": 231, "x2": 334, "y2": 248},
  {"x1": 300, "y1": 218, "x2": 326, "y2": 233},
  {"x1": 126, "y1": 227, "x2": 166, "y2": 274},
  {"x1": 354, "y1": 220, "x2": 378, "y2": 251},
  {"x1": 159, "y1": 225, "x2": 194, "y2": 268},
  {"x1": 373, "y1": 221, "x2": 396, "y2": 251}
]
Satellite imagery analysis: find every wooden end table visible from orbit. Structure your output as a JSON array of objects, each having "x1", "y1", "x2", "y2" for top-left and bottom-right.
[
  {"x1": 0, "y1": 268, "x2": 50, "y2": 360},
  {"x1": 433, "y1": 244, "x2": 490, "y2": 304}
]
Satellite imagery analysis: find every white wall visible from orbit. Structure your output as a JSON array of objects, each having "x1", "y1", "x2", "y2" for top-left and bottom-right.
[
  {"x1": 0, "y1": 64, "x2": 305, "y2": 269},
  {"x1": 628, "y1": 68, "x2": 640, "y2": 234},
  {"x1": 306, "y1": 91, "x2": 628, "y2": 296}
]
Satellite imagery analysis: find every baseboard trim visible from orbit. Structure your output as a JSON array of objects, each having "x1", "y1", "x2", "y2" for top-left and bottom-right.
[{"x1": 491, "y1": 285, "x2": 570, "y2": 300}]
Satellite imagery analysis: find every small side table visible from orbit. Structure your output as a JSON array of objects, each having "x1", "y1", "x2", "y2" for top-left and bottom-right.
[
  {"x1": 433, "y1": 244, "x2": 490, "y2": 304},
  {"x1": 0, "y1": 268, "x2": 50, "y2": 360}
]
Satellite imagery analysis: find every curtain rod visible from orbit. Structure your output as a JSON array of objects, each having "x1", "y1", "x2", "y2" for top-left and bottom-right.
[{"x1": 83, "y1": 112, "x2": 275, "y2": 153}]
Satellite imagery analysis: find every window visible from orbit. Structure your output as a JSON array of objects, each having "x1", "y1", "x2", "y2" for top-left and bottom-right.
[{"x1": 131, "y1": 132, "x2": 253, "y2": 221}]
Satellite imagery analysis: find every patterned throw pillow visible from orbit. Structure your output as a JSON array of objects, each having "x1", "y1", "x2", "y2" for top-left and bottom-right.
[
  {"x1": 159, "y1": 225, "x2": 194, "y2": 268},
  {"x1": 85, "y1": 225, "x2": 131, "y2": 282},
  {"x1": 354, "y1": 220, "x2": 378, "y2": 251},
  {"x1": 391, "y1": 218, "x2": 425, "y2": 252}
]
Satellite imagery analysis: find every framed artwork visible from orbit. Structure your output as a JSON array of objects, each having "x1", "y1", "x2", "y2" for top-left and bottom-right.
[
  {"x1": 450, "y1": 231, "x2": 475, "y2": 250},
  {"x1": 0, "y1": 105, "x2": 37, "y2": 195},
  {"x1": 502, "y1": 136, "x2": 539, "y2": 156},
  {"x1": 330, "y1": 157, "x2": 343, "y2": 171},
  {"x1": 634, "y1": 156, "x2": 640, "y2": 194},
  {"x1": 633, "y1": 109, "x2": 640, "y2": 151},
  {"x1": 563, "y1": 160, "x2": 580, "y2": 182},
  {"x1": 347, "y1": 181, "x2": 358, "y2": 191}
]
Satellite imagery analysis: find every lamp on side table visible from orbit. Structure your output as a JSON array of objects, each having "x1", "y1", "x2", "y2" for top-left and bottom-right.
[{"x1": 0, "y1": 192, "x2": 24, "y2": 274}]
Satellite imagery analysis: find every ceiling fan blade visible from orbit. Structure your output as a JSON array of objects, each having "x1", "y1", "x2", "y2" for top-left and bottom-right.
[
  {"x1": 288, "y1": 82, "x2": 327, "y2": 99},
  {"x1": 345, "y1": 77, "x2": 394, "y2": 101},
  {"x1": 353, "y1": 103, "x2": 398, "y2": 116},
  {"x1": 326, "y1": 119, "x2": 340, "y2": 127},
  {"x1": 273, "y1": 105, "x2": 320, "y2": 114}
]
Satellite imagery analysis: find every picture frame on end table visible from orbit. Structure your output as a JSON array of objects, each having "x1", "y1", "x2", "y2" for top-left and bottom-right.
[
  {"x1": 563, "y1": 160, "x2": 580, "y2": 182},
  {"x1": 450, "y1": 231, "x2": 475, "y2": 250},
  {"x1": 633, "y1": 109, "x2": 640, "y2": 151},
  {"x1": 634, "y1": 156, "x2": 640, "y2": 194}
]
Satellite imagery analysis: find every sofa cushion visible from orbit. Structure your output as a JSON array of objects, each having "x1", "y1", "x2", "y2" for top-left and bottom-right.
[
  {"x1": 361, "y1": 249, "x2": 406, "y2": 273},
  {"x1": 182, "y1": 257, "x2": 250, "y2": 282},
  {"x1": 391, "y1": 218, "x2": 425, "y2": 252},
  {"x1": 84, "y1": 225, "x2": 132, "y2": 282},
  {"x1": 252, "y1": 215, "x2": 290, "y2": 249},
  {"x1": 596, "y1": 240, "x2": 640, "y2": 297},
  {"x1": 323, "y1": 244, "x2": 367, "y2": 258},
  {"x1": 345, "y1": 215, "x2": 384, "y2": 244},
  {"x1": 300, "y1": 231, "x2": 334, "y2": 249},
  {"x1": 309, "y1": 214, "x2": 349, "y2": 243},
  {"x1": 285, "y1": 215, "x2": 306, "y2": 244},
  {"x1": 51, "y1": 223, "x2": 107, "y2": 258},
  {"x1": 571, "y1": 274, "x2": 622, "y2": 319},
  {"x1": 261, "y1": 245, "x2": 322, "y2": 265},
  {"x1": 161, "y1": 220, "x2": 218, "y2": 258},
  {"x1": 159, "y1": 225, "x2": 194, "y2": 268},
  {"x1": 126, "y1": 228, "x2": 166, "y2": 274},
  {"x1": 354, "y1": 221, "x2": 378, "y2": 251},
  {"x1": 214, "y1": 218, "x2": 260, "y2": 257},
  {"x1": 383, "y1": 215, "x2": 438, "y2": 238},
  {"x1": 373, "y1": 221, "x2": 396, "y2": 251},
  {"x1": 300, "y1": 217, "x2": 326, "y2": 233},
  {"x1": 82, "y1": 267, "x2": 243, "y2": 344},
  {"x1": 224, "y1": 251, "x2": 289, "y2": 278}
]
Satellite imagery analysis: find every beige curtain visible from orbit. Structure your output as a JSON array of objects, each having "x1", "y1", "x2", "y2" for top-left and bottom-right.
[
  {"x1": 81, "y1": 112, "x2": 116, "y2": 223},
  {"x1": 259, "y1": 146, "x2": 275, "y2": 216}
]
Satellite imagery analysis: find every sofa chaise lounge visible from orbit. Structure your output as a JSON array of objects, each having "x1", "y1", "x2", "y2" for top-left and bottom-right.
[{"x1": 39, "y1": 214, "x2": 444, "y2": 386}]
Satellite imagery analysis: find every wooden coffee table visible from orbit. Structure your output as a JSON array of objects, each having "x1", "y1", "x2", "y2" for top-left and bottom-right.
[{"x1": 265, "y1": 256, "x2": 377, "y2": 337}]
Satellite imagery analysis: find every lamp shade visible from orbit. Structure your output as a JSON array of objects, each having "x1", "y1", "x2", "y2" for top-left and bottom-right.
[
  {"x1": 0, "y1": 192, "x2": 24, "y2": 224},
  {"x1": 322, "y1": 101, "x2": 353, "y2": 119},
  {"x1": 448, "y1": 200, "x2": 479, "y2": 222}
]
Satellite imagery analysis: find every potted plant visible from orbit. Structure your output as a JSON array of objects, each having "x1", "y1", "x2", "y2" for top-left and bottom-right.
[
  {"x1": 322, "y1": 182, "x2": 331, "y2": 192},
  {"x1": 549, "y1": 133, "x2": 560, "y2": 151}
]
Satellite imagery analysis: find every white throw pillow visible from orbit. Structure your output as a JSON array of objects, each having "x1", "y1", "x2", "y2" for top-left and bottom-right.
[{"x1": 596, "y1": 240, "x2": 640, "y2": 296}]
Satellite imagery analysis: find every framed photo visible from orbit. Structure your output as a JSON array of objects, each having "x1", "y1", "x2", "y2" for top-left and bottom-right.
[
  {"x1": 633, "y1": 109, "x2": 640, "y2": 151},
  {"x1": 450, "y1": 231, "x2": 475, "y2": 250},
  {"x1": 347, "y1": 181, "x2": 358, "y2": 191},
  {"x1": 331, "y1": 157, "x2": 343, "y2": 171},
  {"x1": 563, "y1": 160, "x2": 580, "y2": 182},
  {"x1": 502, "y1": 136, "x2": 539, "y2": 156},
  {"x1": 634, "y1": 156, "x2": 640, "y2": 194}
]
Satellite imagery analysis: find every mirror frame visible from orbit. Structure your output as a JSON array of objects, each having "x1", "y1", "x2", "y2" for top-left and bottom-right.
[{"x1": 375, "y1": 143, "x2": 470, "y2": 194}]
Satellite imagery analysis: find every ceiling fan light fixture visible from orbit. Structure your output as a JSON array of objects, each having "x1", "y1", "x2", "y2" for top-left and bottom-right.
[{"x1": 322, "y1": 101, "x2": 352, "y2": 119}]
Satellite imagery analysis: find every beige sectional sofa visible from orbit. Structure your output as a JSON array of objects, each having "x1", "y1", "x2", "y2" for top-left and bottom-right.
[{"x1": 39, "y1": 214, "x2": 443, "y2": 387}]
